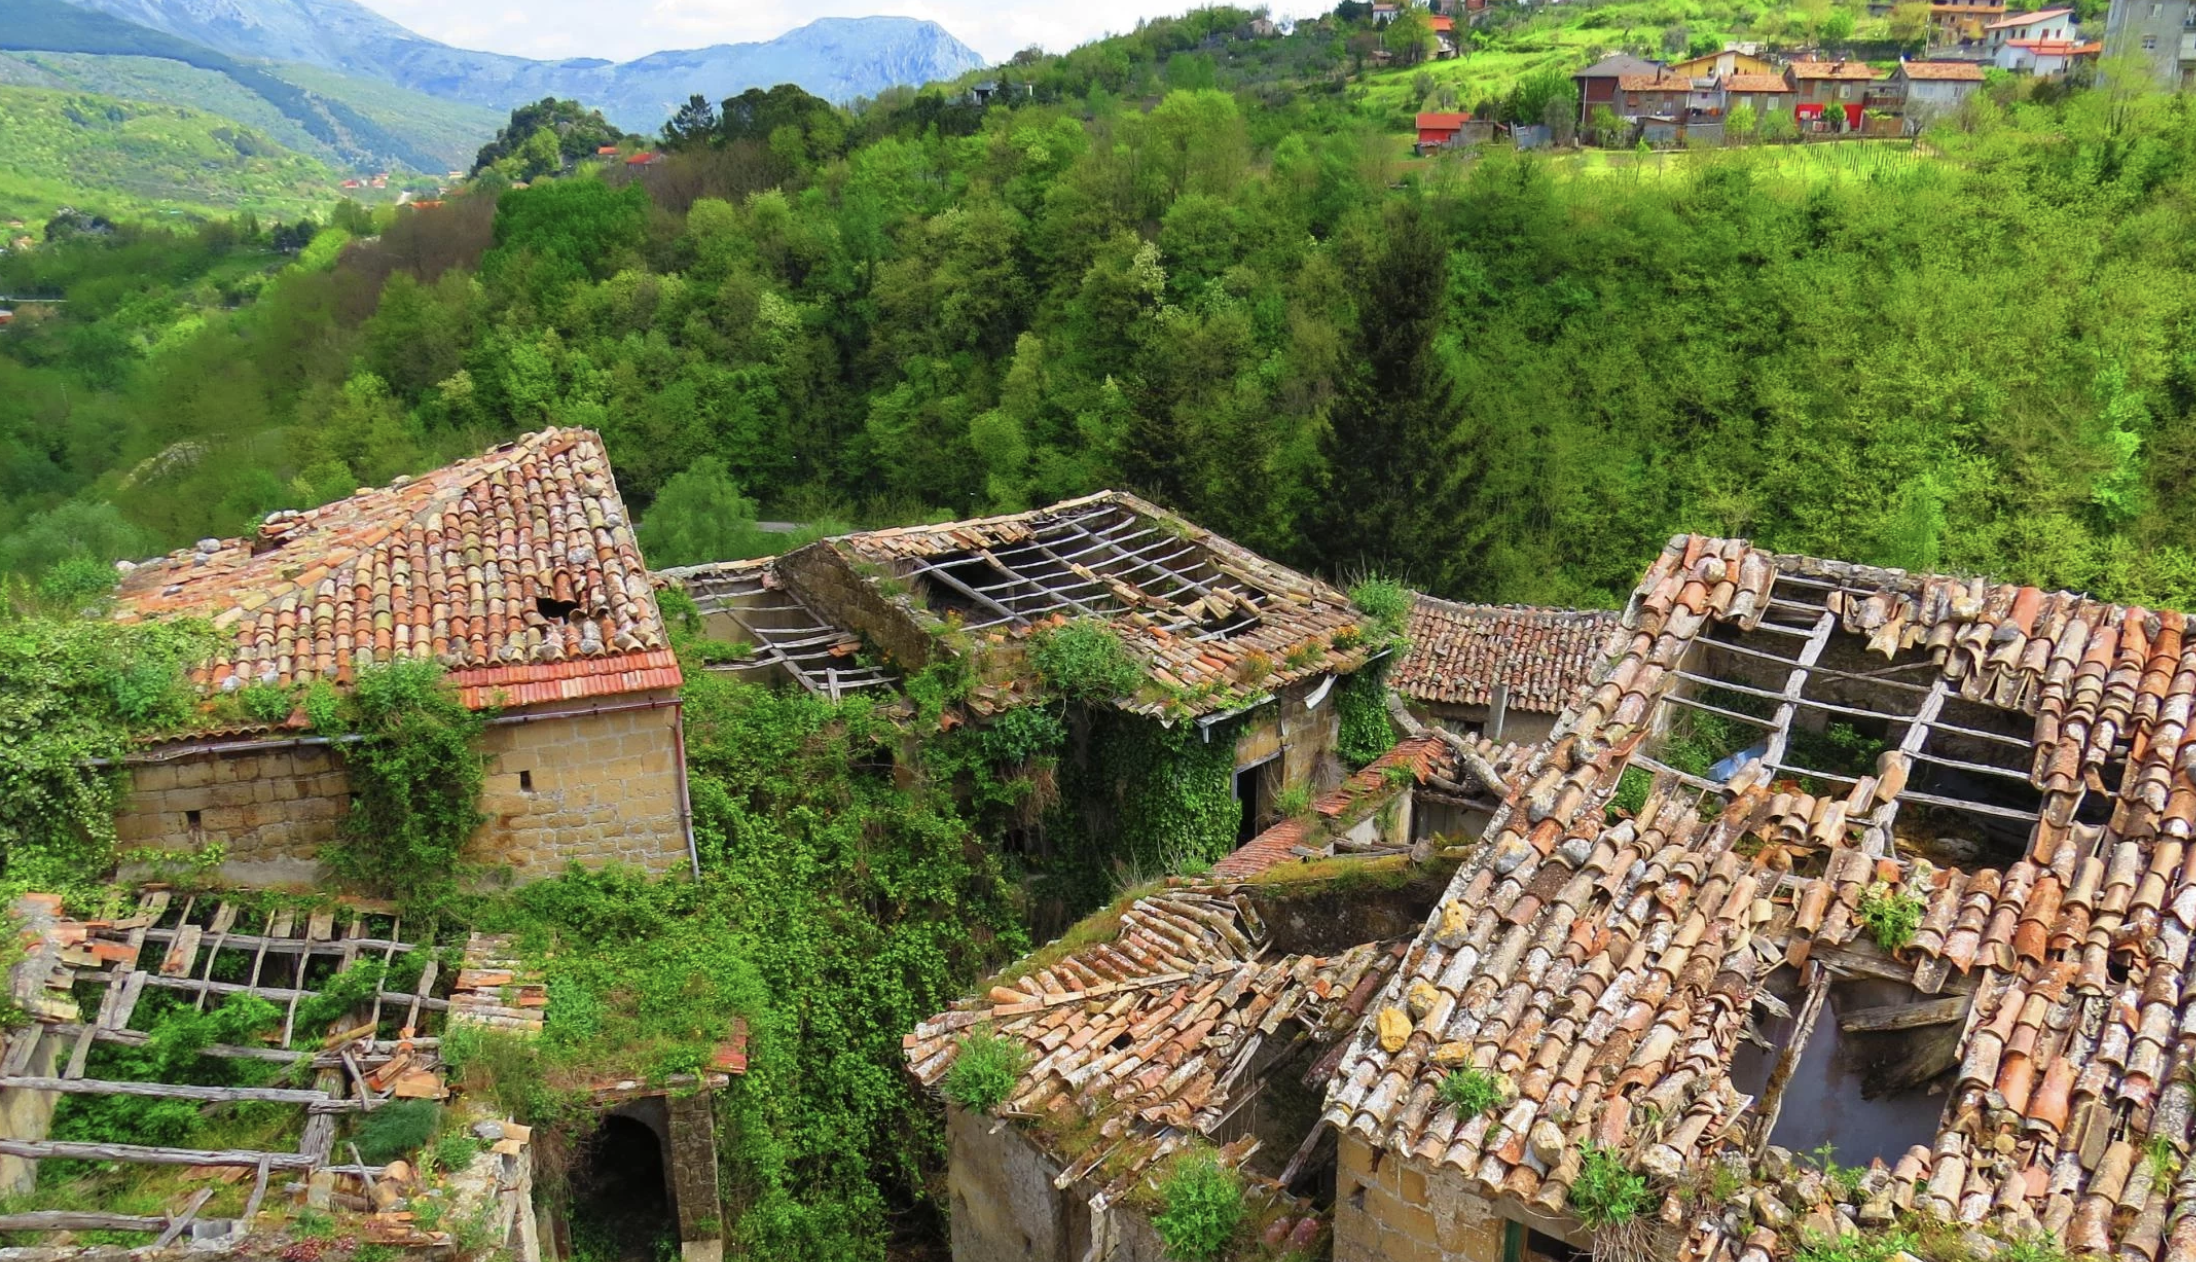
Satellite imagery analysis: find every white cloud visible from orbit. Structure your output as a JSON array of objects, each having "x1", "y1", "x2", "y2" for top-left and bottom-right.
[{"x1": 351, "y1": 0, "x2": 1322, "y2": 65}]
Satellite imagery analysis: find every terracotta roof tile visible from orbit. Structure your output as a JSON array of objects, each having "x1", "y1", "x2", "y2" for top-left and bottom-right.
[
  {"x1": 1899, "y1": 59, "x2": 1989, "y2": 79},
  {"x1": 1788, "y1": 59, "x2": 1882, "y2": 79},
  {"x1": 906, "y1": 887, "x2": 1405, "y2": 1197},
  {"x1": 113, "y1": 429, "x2": 675, "y2": 708},
  {"x1": 1723, "y1": 73, "x2": 1796, "y2": 91},
  {"x1": 1322, "y1": 533, "x2": 2196, "y2": 1260},
  {"x1": 1393, "y1": 596, "x2": 1618, "y2": 714}
]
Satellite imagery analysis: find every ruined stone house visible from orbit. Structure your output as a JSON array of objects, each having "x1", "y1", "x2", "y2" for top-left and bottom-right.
[
  {"x1": 916, "y1": 533, "x2": 2196, "y2": 1262},
  {"x1": 108, "y1": 427, "x2": 692, "y2": 887},
  {"x1": 658, "y1": 491, "x2": 1390, "y2": 846}
]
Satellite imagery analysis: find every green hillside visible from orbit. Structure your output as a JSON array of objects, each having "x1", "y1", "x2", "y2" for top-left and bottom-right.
[
  {"x1": 0, "y1": 0, "x2": 480, "y2": 171},
  {"x1": 0, "y1": 81, "x2": 338, "y2": 221},
  {"x1": 271, "y1": 61, "x2": 503, "y2": 174},
  {"x1": 0, "y1": 50, "x2": 499, "y2": 173}
]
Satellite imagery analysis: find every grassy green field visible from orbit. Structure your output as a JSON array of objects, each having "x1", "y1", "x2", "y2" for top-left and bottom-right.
[
  {"x1": 0, "y1": 82, "x2": 340, "y2": 223},
  {"x1": 1353, "y1": 0, "x2": 1901, "y2": 122}
]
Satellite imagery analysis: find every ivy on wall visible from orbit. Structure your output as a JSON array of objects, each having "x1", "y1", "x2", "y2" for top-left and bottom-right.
[
  {"x1": 1335, "y1": 661, "x2": 1398, "y2": 770},
  {"x1": 317, "y1": 660, "x2": 489, "y2": 898},
  {"x1": 1053, "y1": 708, "x2": 1243, "y2": 893}
]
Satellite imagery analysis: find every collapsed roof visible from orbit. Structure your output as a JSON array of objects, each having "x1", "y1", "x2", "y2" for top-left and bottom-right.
[
  {"x1": 1325, "y1": 534, "x2": 2196, "y2": 1260},
  {"x1": 113, "y1": 429, "x2": 677, "y2": 711},
  {"x1": 662, "y1": 492, "x2": 1381, "y2": 719}
]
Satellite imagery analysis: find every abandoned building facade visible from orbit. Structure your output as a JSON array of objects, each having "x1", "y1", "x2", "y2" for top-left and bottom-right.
[
  {"x1": 912, "y1": 534, "x2": 2196, "y2": 1262},
  {"x1": 108, "y1": 428, "x2": 693, "y2": 887},
  {"x1": 660, "y1": 491, "x2": 1391, "y2": 846}
]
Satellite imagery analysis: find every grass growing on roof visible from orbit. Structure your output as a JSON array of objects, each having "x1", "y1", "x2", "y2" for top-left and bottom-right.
[
  {"x1": 942, "y1": 1029, "x2": 1024, "y2": 1114},
  {"x1": 1151, "y1": 1147, "x2": 1244, "y2": 1262},
  {"x1": 1568, "y1": 1143, "x2": 1651, "y2": 1229},
  {"x1": 1857, "y1": 881, "x2": 1925, "y2": 953},
  {"x1": 1437, "y1": 1067, "x2": 1504, "y2": 1119}
]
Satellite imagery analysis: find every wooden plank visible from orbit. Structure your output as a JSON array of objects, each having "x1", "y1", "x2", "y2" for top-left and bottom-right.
[
  {"x1": 0, "y1": 1076, "x2": 355, "y2": 1108},
  {"x1": 135, "y1": 976, "x2": 450, "y2": 1010},
  {"x1": 1760, "y1": 613, "x2": 1838, "y2": 773},
  {"x1": 1894, "y1": 788, "x2": 2040, "y2": 824},
  {"x1": 1752, "y1": 962, "x2": 1830, "y2": 1156},
  {"x1": 906, "y1": 561, "x2": 1023, "y2": 624},
  {"x1": 241, "y1": 1156, "x2": 272, "y2": 1224},
  {"x1": 266, "y1": 909, "x2": 294, "y2": 940},
  {"x1": 1838, "y1": 995, "x2": 1972, "y2": 1033},
  {"x1": 403, "y1": 959, "x2": 438, "y2": 1037},
  {"x1": 153, "y1": 1189, "x2": 214, "y2": 1248},
  {"x1": 0, "y1": 1211, "x2": 201, "y2": 1233},
  {"x1": 306, "y1": 909, "x2": 335, "y2": 942},
  {"x1": 39, "y1": 1024, "x2": 436, "y2": 1067},
  {"x1": 1660, "y1": 691, "x2": 1780, "y2": 730},
  {"x1": 0, "y1": 1139, "x2": 316, "y2": 1170},
  {"x1": 161, "y1": 925, "x2": 202, "y2": 978},
  {"x1": 61, "y1": 1022, "x2": 96, "y2": 1080}
]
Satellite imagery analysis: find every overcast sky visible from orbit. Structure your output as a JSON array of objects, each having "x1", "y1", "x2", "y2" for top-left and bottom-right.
[{"x1": 350, "y1": 0, "x2": 1311, "y2": 66}]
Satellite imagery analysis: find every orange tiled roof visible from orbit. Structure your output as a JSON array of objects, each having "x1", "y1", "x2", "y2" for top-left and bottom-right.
[
  {"x1": 1986, "y1": 6, "x2": 2072, "y2": 27},
  {"x1": 1900, "y1": 59, "x2": 1989, "y2": 79},
  {"x1": 1417, "y1": 111, "x2": 1473, "y2": 129},
  {"x1": 1393, "y1": 596, "x2": 1618, "y2": 714},
  {"x1": 1723, "y1": 72, "x2": 1795, "y2": 92},
  {"x1": 1324, "y1": 534, "x2": 2196, "y2": 1259},
  {"x1": 113, "y1": 428, "x2": 675, "y2": 709},
  {"x1": 1788, "y1": 58, "x2": 1882, "y2": 79}
]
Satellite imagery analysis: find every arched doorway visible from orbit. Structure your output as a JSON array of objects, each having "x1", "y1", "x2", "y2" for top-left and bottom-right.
[{"x1": 568, "y1": 1113, "x2": 676, "y2": 1262}]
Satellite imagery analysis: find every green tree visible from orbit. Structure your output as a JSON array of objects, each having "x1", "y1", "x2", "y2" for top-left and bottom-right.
[
  {"x1": 636, "y1": 457, "x2": 764, "y2": 568},
  {"x1": 662, "y1": 94, "x2": 718, "y2": 149},
  {"x1": 1307, "y1": 199, "x2": 1468, "y2": 581}
]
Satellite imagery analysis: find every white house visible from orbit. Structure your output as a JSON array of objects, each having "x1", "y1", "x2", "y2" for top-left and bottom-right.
[
  {"x1": 1892, "y1": 59, "x2": 1988, "y2": 121},
  {"x1": 1985, "y1": 7, "x2": 2078, "y2": 53}
]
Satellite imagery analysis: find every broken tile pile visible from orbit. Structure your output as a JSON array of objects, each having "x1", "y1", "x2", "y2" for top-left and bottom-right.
[
  {"x1": 447, "y1": 933, "x2": 545, "y2": 1035},
  {"x1": 113, "y1": 428, "x2": 677, "y2": 712},
  {"x1": 905, "y1": 888, "x2": 1404, "y2": 1192},
  {"x1": 1393, "y1": 597, "x2": 1619, "y2": 715},
  {"x1": 829, "y1": 492, "x2": 1381, "y2": 718},
  {"x1": 1318, "y1": 533, "x2": 2196, "y2": 1261},
  {"x1": 1211, "y1": 733, "x2": 1537, "y2": 881}
]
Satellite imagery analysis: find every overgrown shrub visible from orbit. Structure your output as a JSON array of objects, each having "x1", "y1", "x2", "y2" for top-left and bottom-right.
[
  {"x1": 1569, "y1": 1143, "x2": 1651, "y2": 1229},
  {"x1": 1334, "y1": 663, "x2": 1397, "y2": 768},
  {"x1": 1607, "y1": 765, "x2": 1653, "y2": 820},
  {"x1": 352, "y1": 1099, "x2": 441, "y2": 1165},
  {"x1": 1152, "y1": 1149, "x2": 1243, "y2": 1262},
  {"x1": 323, "y1": 660, "x2": 488, "y2": 897},
  {"x1": 433, "y1": 1131, "x2": 483, "y2": 1172},
  {"x1": 1031, "y1": 620, "x2": 1144, "y2": 703},
  {"x1": 1438, "y1": 1067, "x2": 1503, "y2": 1118},
  {"x1": 1858, "y1": 881, "x2": 1925, "y2": 953},
  {"x1": 942, "y1": 1029, "x2": 1023, "y2": 1114},
  {"x1": 1347, "y1": 578, "x2": 1412, "y2": 640}
]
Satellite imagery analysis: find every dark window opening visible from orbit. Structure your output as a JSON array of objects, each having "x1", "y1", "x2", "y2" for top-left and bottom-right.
[
  {"x1": 1235, "y1": 763, "x2": 1269, "y2": 844},
  {"x1": 185, "y1": 809, "x2": 202, "y2": 831},
  {"x1": 1525, "y1": 1226, "x2": 1591, "y2": 1262},
  {"x1": 569, "y1": 1115, "x2": 675, "y2": 1262},
  {"x1": 518, "y1": 770, "x2": 534, "y2": 793},
  {"x1": 535, "y1": 595, "x2": 581, "y2": 621}
]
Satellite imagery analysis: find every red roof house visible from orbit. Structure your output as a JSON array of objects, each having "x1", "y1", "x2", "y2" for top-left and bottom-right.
[
  {"x1": 1415, "y1": 111, "x2": 1473, "y2": 146},
  {"x1": 109, "y1": 428, "x2": 694, "y2": 885}
]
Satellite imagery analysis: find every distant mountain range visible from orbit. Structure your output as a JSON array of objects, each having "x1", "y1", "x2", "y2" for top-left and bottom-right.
[{"x1": 55, "y1": 0, "x2": 990, "y2": 131}]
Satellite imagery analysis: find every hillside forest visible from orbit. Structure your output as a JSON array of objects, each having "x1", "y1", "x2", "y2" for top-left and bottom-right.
[
  {"x1": 2, "y1": 5, "x2": 2196, "y2": 1259},
  {"x1": 3, "y1": 12, "x2": 2193, "y2": 611}
]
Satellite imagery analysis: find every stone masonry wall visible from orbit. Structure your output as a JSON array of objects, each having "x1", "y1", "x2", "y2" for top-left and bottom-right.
[
  {"x1": 475, "y1": 694, "x2": 688, "y2": 880},
  {"x1": 1334, "y1": 1131, "x2": 1513, "y2": 1262},
  {"x1": 116, "y1": 693, "x2": 688, "y2": 888}
]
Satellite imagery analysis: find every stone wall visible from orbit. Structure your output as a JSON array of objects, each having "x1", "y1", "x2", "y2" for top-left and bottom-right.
[
  {"x1": 775, "y1": 541, "x2": 938, "y2": 672},
  {"x1": 944, "y1": 1105, "x2": 1177, "y2": 1262},
  {"x1": 475, "y1": 694, "x2": 689, "y2": 880},
  {"x1": 116, "y1": 694, "x2": 689, "y2": 888},
  {"x1": 1333, "y1": 1132, "x2": 1588, "y2": 1262},
  {"x1": 1234, "y1": 675, "x2": 1347, "y2": 786},
  {"x1": 666, "y1": 1092, "x2": 724, "y2": 1262}
]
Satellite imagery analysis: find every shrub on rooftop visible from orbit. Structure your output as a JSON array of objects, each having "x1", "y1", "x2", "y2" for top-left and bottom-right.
[
  {"x1": 1857, "y1": 881, "x2": 1925, "y2": 954},
  {"x1": 1031, "y1": 619, "x2": 1144, "y2": 703},
  {"x1": 942, "y1": 1028, "x2": 1024, "y2": 1114},
  {"x1": 1152, "y1": 1148, "x2": 1244, "y2": 1262},
  {"x1": 1347, "y1": 577, "x2": 1412, "y2": 641},
  {"x1": 1438, "y1": 1066, "x2": 1504, "y2": 1119},
  {"x1": 1569, "y1": 1142, "x2": 1651, "y2": 1229}
]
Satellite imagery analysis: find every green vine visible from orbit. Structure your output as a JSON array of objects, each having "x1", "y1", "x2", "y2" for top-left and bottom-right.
[
  {"x1": 1335, "y1": 662, "x2": 1397, "y2": 769},
  {"x1": 319, "y1": 660, "x2": 489, "y2": 898},
  {"x1": 1050, "y1": 709, "x2": 1242, "y2": 902}
]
